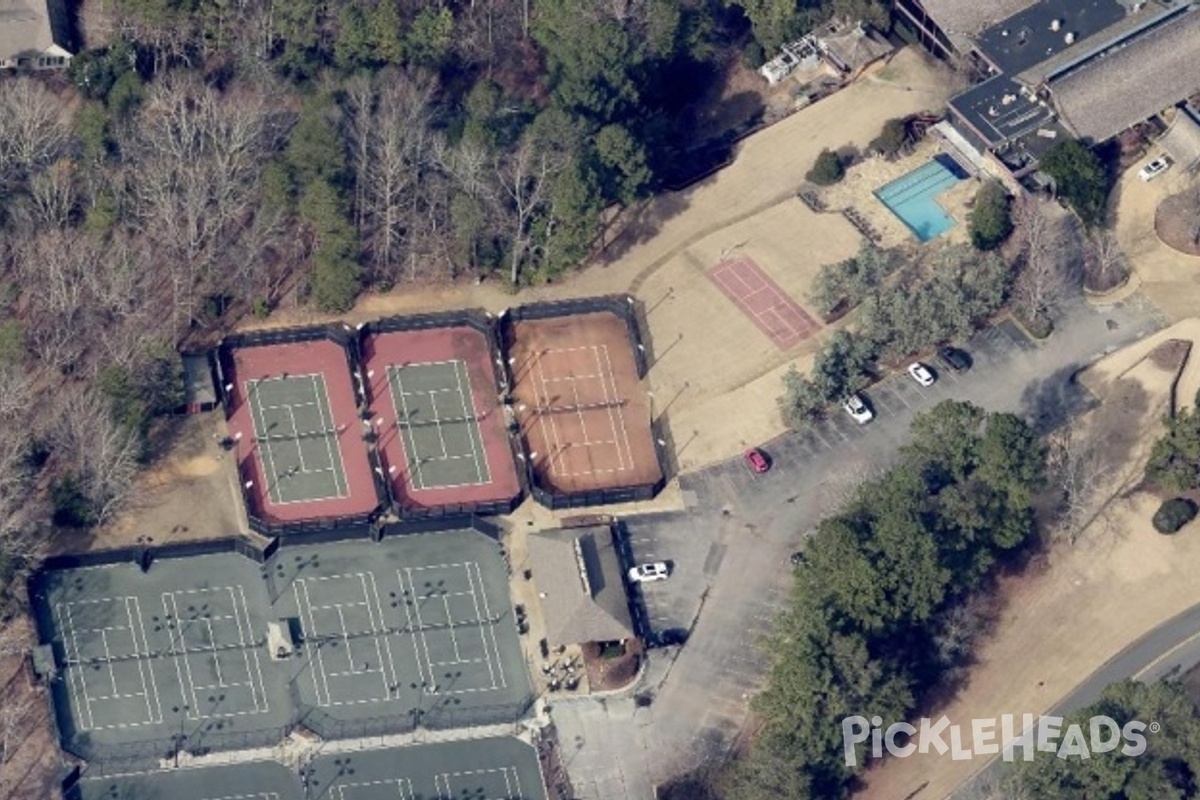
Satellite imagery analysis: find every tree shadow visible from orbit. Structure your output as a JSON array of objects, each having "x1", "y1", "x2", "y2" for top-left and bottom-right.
[{"x1": 1017, "y1": 364, "x2": 1099, "y2": 436}]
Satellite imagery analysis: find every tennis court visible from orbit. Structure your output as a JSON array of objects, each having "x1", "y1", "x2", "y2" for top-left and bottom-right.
[
  {"x1": 275, "y1": 531, "x2": 529, "y2": 723},
  {"x1": 33, "y1": 554, "x2": 294, "y2": 758},
  {"x1": 222, "y1": 337, "x2": 381, "y2": 527},
  {"x1": 361, "y1": 325, "x2": 521, "y2": 513},
  {"x1": 246, "y1": 374, "x2": 348, "y2": 504},
  {"x1": 67, "y1": 737, "x2": 547, "y2": 800},
  {"x1": 507, "y1": 312, "x2": 662, "y2": 495},
  {"x1": 387, "y1": 361, "x2": 490, "y2": 490},
  {"x1": 32, "y1": 528, "x2": 531, "y2": 764}
]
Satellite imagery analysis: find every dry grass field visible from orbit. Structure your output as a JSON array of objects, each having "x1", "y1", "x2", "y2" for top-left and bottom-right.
[
  {"x1": 854, "y1": 319, "x2": 1200, "y2": 800},
  {"x1": 267, "y1": 46, "x2": 955, "y2": 472}
]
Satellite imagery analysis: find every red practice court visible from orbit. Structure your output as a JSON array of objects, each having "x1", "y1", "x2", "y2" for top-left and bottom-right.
[
  {"x1": 224, "y1": 339, "x2": 379, "y2": 526},
  {"x1": 361, "y1": 326, "x2": 521, "y2": 511},
  {"x1": 707, "y1": 256, "x2": 820, "y2": 349}
]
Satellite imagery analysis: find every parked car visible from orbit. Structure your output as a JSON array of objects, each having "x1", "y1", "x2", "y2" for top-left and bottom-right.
[
  {"x1": 937, "y1": 345, "x2": 971, "y2": 372},
  {"x1": 628, "y1": 562, "x2": 670, "y2": 583},
  {"x1": 842, "y1": 393, "x2": 873, "y2": 424},
  {"x1": 743, "y1": 447, "x2": 770, "y2": 474},
  {"x1": 652, "y1": 628, "x2": 689, "y2": 648},
  {"x1": 1139, "y1": 156, "x2": 1171, "y2": 182},
  {"x1": 790, "y1": 551, "x2": 807, "y2": 568},
  {"x1": 907, "y1": 361, "x2": 936, "y2": 387}
]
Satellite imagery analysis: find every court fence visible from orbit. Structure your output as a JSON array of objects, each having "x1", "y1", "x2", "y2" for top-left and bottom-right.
[
  {"x1": 293, "y1": 685, "x2": 535, "y2": 741},
  {"x1": 359, "y1": 310, "x2": 528, "y2": 520},
  {"x1": 497, "y1": 295, "x2": 669, "y2": 510},
  {"x1": 215, "y1": 324, "x2": 388, "y2": 537}
]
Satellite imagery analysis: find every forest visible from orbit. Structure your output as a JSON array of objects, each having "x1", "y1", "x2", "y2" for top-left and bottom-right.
[{"x1": 0, "y1": 0, "x2": 888, "y2": 599}]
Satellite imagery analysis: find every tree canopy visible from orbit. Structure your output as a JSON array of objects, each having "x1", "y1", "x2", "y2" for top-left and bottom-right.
[
  {"x1": 1040, "y1": 139, "x2": 1110, "y2": 228},
  {"x1": 968, "y1": 180, "x2": 1013, "y2": 251},
  {"x1": 731, "y1": 401, "x2": 1045, "y2": 799}
]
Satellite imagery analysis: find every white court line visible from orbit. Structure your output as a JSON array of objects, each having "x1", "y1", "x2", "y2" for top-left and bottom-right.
[
  {"x1": 452, "y1": 360, "x2": 489, "y2": 484},
  {"x1": 428, "y1": 390, "x2": 450, "y2": 459},
  {"x1": 533, "y1": 356, "x2": 568, "y2": 476},
  {"x1": 403, "y1": 568, "x2": 441, "y2": 693},
  {"x1": 127, "y1": 596, "x2": 162, "y2": 724},
  {"x1": 295, "y1": 580, "x2": 332, "y2": 707},
  {"x1": 596, "y1": 345, "x2": 634, "y2": 472},
  {"x1": 364, "y1": 571, "x2": 399, "y2": 694},
  {"x1": 390, "y1": 367, "x2": 429, "y2": 492},
  {"x1": 334, "y1": 778, "x2": 415, "y2": 800},
  {"x1": 310, "y1": 374, "x2": 348, "y2": 497},
  {"x1": 246, "y1": 379, "x2": 286, "y2": 506},
  {"x1": 285, "y1": 405, "x2": 309, "y2": 475},
  {"x1": 57, "y1": 603, "x2": 96, "y2": 731},
  {"x1": 470, "y1": 561, "x2": 507, "y2": 691},
  {"x1": 464, "y1": 562, "x2": 499, "y2": 690},
  {"x1": 435, "y1": 767, "x2": 522, "y2": 800},
  {"x1": 396, "y1": 570, "x2": 430, "y2": 690}
]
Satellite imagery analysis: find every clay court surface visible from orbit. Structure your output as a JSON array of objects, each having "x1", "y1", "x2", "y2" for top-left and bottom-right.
[
  {"x1": 68, "y1": 736, "x2": 547, "y2": 799},
  {"x1": 224, "y1": 340, "x2": 378, "y2": 525},
  {"x1": 32, "y1": 529, "x2": 530, "y2": 763},
  {"x1": 361, "y1": 327, "x2": 520, "y2": 511},
  {"x1": 707, "y1": 256, "x2": 820, "y2": 349},
  {"x1": 507, "y1": 312, "x2": 661, "y2": 494}
]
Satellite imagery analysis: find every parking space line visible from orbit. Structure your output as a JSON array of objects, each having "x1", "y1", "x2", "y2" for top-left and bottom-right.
[
  {"x1": 885, "y1": 384, "x2": 912, "y2": 409},
  {"x1": 810, "y1": 427, "x2": 834, "y2": 449}
]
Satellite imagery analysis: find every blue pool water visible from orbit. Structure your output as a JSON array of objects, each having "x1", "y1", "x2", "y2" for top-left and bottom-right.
[{"x1": 873, "y1": 155, "x2": 966, "y2": 242}]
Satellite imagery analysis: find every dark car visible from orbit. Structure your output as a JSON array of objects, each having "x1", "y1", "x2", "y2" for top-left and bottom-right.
[
  {"x1": 651, "y1": 628, "x2": 689, "y2": 648},
  {"x1": 790, "y1": 551, "x2": 807, "y2": 568},
  {"x1": 937, "y1": 345, "x2": 971, "y2": 372}
]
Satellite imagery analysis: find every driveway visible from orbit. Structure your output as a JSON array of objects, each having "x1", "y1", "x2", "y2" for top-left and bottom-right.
[{"x1": 552, "y1": 294, "x2": 1167, "y2": 799}]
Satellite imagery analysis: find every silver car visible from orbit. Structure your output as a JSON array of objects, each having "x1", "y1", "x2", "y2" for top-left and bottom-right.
[{"x1": 842, "y1": 394, "x2": 873, "y2": 424}]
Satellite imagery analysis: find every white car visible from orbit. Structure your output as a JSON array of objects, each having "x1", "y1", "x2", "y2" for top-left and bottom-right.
[
  {"x1": 907, "y1": 362, "x2": 936, "y2": 387},
  {"x1": 842, "y1": 394, "x2": 873, "y2": 424},
  {"x1": 628, "y1": 562, "x2": 670, "y2": 583},
  {"x1": 1138, "y1": 156, "x2": 1171, "y2": 182}
]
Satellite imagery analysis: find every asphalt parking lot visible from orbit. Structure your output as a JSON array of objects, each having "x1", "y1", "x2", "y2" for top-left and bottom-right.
[{"x1": 557, "y1": 296, "x2": 1169, "y2": 799}]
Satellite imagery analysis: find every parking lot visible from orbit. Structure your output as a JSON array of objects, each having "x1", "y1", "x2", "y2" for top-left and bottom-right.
[{"x1": 559, "y1": 296, "x2": 1168, "y2": 799}]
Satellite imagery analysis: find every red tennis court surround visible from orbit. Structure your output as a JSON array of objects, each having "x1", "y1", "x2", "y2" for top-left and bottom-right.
[
  {"x1": 707, "y1": 256, "x2": 820, "y2": 349},
  {"x1": 224, "y1": 339, "x2": 379, "y2": 526},
  {"x1": 361, "y1": 327, "x2": 520, "y2": 511}
]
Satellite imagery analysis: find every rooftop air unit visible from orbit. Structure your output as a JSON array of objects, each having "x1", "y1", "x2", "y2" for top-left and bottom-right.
[
  {"x1": 1050, "y1": 18, "x2": 1062, "y2": 31},
  {"x1": 1064, "y1": 32, "x2": 1076, "y2": 44}
]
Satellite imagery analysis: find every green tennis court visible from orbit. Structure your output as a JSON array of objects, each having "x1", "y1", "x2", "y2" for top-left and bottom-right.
[
  {"x1": 387, "y1": 361, "x2": 491, "y2": 490},
  {"x1": 246, "y1": 374, "x2": 349, "y2": 504}
]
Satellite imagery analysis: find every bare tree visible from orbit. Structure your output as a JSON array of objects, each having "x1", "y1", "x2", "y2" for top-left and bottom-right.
[
  {"x1": 496, "y1": 138, "x2": 560, "y2": 284},
  {"x1": 53, "y1": 391, "x2": 141, "y2": 528},
  {"x1": 1082, "y1": 230, "x2": 1128, "y2": 293},
  {"x1": 1011, "y1": 198, "x2": 1078, "y2": 326},
  {"x1": 1046, "y1": 425, "x2": 1111, "y2": 544},
  {"x1": 0, "y1": 694, "x2": 35, "y2": 767},
  {"x1": 0, "y1": 79, "x2": 72, "y2": 183}
]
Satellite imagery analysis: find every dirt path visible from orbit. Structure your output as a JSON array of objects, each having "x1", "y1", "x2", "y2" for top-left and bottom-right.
[
  {"x1": 262, "y1": 47, "x2": 950, "y2": 472},
  {"x1": 853, "y1": 319, "x2": 1200, "y2": 800}
]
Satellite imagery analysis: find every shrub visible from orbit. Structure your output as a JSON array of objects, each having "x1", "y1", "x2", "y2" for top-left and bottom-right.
[
  {"x1": 869, "y1": 118, "x2": 908, "y2": 159},
  {"x1": 1040, "y1": 140, "x2": 1109, "y2": 227},
  {"x1": 1152, "y1": 498, "x2": 1197, "y2": 534},
  {"x1": 806, "y1": 149, "x2": 844, "y2": 186},
  {"x1": 968, "y1": 181, "x2": 1013, "y2": 251},
  {"x1": 742, "y1": 40, "x2": 766, "y2": 69}
]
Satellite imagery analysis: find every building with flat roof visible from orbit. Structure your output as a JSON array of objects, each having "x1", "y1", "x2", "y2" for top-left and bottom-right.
[{"x1": 903, "y1": 0, "x2": 1200, "y2": 185}]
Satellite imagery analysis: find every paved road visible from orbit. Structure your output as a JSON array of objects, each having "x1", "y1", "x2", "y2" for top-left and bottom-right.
[
  {"x1": 954, "y1": 596, "x2": 1200, "y2": 799},
  {"x1": 553, "y1": 294, "x2": 1167, "y2": 800}
]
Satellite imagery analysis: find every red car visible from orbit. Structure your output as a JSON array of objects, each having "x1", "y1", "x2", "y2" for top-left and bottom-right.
[{"x1": 743, "y1": 448, "x2": 770, "y2": 474}]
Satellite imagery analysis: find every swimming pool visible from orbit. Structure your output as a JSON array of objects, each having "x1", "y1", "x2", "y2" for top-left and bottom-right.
[{"x1": 873, "y1": 155, "x2": 965, "y2": 242}]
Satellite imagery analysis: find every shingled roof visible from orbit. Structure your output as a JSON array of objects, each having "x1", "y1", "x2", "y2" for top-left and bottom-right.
[
  {"x1": 917, "y1": 0, "x2": 1038, "y2": 46},
  {"x1": 527, "y1": 526, "x2": 634, "y2": 647},
  {"x1": 1051, "y1": 8, "x2": 1200, "y2": 143}
]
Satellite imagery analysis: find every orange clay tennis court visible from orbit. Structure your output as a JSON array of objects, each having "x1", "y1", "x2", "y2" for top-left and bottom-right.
[{"x1": 507, "y1": 311, "x2": 661, "y2": 495}]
